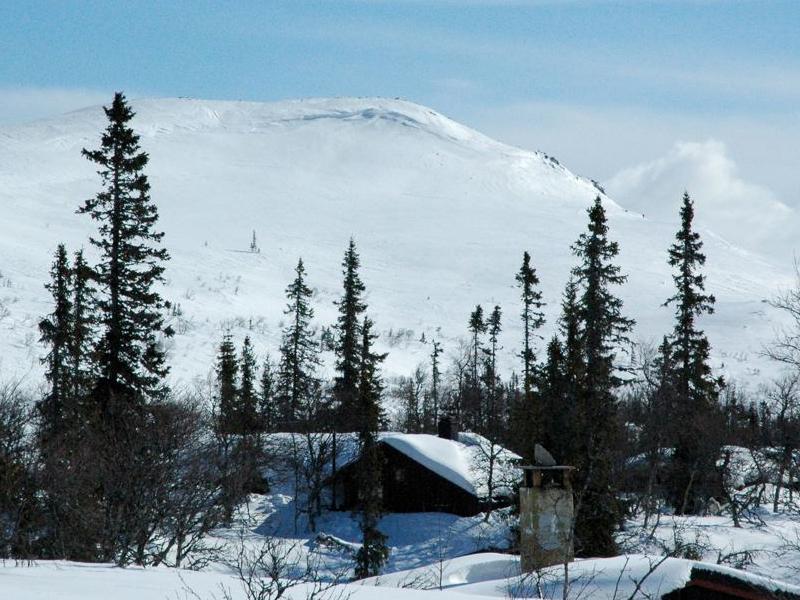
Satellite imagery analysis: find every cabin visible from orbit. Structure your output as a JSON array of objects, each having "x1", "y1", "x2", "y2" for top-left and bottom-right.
[
  {"x1": 662, "y1": 564, "x2": 800, "y2": 600},
  {"x1": 327, "y1": 424, "x2": 522, "y2": 517}
]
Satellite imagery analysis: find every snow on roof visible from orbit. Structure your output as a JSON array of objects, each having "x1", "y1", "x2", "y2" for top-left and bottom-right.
[
  {"x1": 444, "y1": 555, "x2": 800, "y2": 600},
  {"x1": 263, "y1": 430, "x2": 522, "y2": 500},
  {"x1": 687, "y1": 562, "x2": 800, "y2": 598},
  {"x1": 339, "y1": 432, "x2": 521, "y2": 500},
  {"x1": 381, "y1": 433, "x2": 478, "y2": 495}
]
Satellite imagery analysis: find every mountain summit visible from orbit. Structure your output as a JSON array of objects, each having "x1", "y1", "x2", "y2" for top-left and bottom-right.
[{"x1": 0, "y1": 96, "x2": 788, "y2": 385}]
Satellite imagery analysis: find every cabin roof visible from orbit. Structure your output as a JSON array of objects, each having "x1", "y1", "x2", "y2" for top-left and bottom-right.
[
  {"x1": 677, "y1": 563, "x2": 800, "y2": 599},
  {"x1": 337, "y1": 432, "x2": 522, "y2": 499}
]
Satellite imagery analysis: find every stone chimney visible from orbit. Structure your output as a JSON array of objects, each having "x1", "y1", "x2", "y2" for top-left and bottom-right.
[
  {"x1": 519, "y1": 464, "x2": 574, "y2": 572},
  {"x1": 437, "y1": 416, "x2": 458, "y2": 441}
]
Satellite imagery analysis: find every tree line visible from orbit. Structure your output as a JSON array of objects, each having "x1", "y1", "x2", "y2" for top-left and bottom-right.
[
  {"x1": 201, "y1": 187, "x2": 723, "y2": 559},
  {"x1": 383, "y1": 192, "x2": 724, "y2": 558}
]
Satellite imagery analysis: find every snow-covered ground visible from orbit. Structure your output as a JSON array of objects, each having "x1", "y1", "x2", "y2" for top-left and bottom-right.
[
  {"x1": 5, "y1": 450, "x2": 800, "y2": 600},
  {"x1": 0, "y1": 554, "x2": 696, "y2": 600},
  {"x1": 0, "y1": 96, "x2": 792, "y2": 395},
  {"x1": 5, "y1": 505, "x2": 800, "y2": 599}
]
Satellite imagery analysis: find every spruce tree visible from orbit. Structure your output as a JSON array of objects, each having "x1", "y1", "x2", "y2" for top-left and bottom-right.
[
  {"x1": 430, "y1": 339, "x2": 442, "y2": 428},
  {"x1": 570, "y1": 196, "x2": 634, "y2": 557},
  {"x1": 258, "y1": 356, "x2": 277, "y2": 432},
  {"x1": 277, "y1": 258, "x2": 320, "y2": 423},
  {"x1": 78, "y1": 92, "x2": 172, "y2": 411},
  {"x1": 559, "y1": 278, "x2": 583, "y2": 378},
  {"x1": 558, "y1": 277, "x2": 584, "y2": 463},
  {"x1": 535, "y1": 278, "x2": 585, "y2": 465},
  {"x1": 664, "y1": 192, "x2": 719, "y2": 514},
  {"x1": 354, "y1": 317, "x2": 389, "y2": 579},
  {"x1": 39, "y1": 244, "x2": 73, "y2": 437},
  {"x1": 469, "y1": 305, "x2": 486, "y2": 381},
  {"x1": 513, "y1": 251, "x2": 546, "y2": 460},
  {"x1": 69, "y1": 250, "x2": 93, "y2": 411},
  {"x1": 216, "y1": 333, "x2": 239, "y2": 434},
  {"x1": 482, "y1": 306, "x2": 503, "y2": 435},
  {"x1": 239, "y1": 336, "x2": 258, "y2": 433},
  {"x1": 333, "y1": 239, "x2": 367, "y2": 431},
  {"x1": 516, "y1": 251, "x2": 546, "y2": 403},
  {"x1": 537, "y1": 337, "x2": 568, "y2": 460},
  {"x1": 466, "y1": 305, "x2": 486, "y2": 430}
]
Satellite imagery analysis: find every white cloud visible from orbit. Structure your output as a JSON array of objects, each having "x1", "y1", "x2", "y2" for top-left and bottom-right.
[
  {"x1": 458, "y1": 100, "x2": 800, "y2": 220},
  {"x1": 0, "y1": 86, "x2": 110, "y2": 125},
  {"x1": 606, "y1": 139, "x2": 797, "y2": 257},
  {"x1": 457, "y1": 99, "x2": 799, "y2": 258}
]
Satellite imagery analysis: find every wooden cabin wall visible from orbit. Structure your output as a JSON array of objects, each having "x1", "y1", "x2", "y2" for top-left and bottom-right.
[{"x1": 332, "y1": 443, "x2": 487, "y2": 516}]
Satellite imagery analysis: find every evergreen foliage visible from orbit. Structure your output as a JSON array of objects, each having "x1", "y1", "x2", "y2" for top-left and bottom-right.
[
  {"x1": 430, "y1": 339, "x2": 442, "y2": 427},
  {"x1": 26, "y1": 96, "x2": 745, "y2": 569},
  {"x1": 215, "y1": 333, "x2": 239, "y2": 434},
  {"x1": 570, "y1": 196, "x2": 634, "y2": 557},
  {"x1": 531, "y1": 278, "x2": 583, "y2": 465},
  {"x1": 556, "y1": 277, "x2": 584, "y2": 463},
  {"x1": 33, "y1": 94, "x2": 234, "y2": 566},
  {"x1": 516, "y1": 250, "x2": 546, "y2": 403},
  {"x1": 277, "y1": 258, "x2": 320, "y2": 423},
  {"x1": 69, "y1": 250, "x2": 93, "y2": 411},
  {"x1": 664, "y1": 192, "x2": 721, "y2": 514},
  {"x1": 78, "y1": 92, "x2": 173, "y2": 410},
  {"x1": 511, "y1": 251, "x2": 546, "y2": 461},
  {"x1": 354, "y1": 317, "x2": 389, "y2": 579},
  {"x1": 259, "y1": 356, "x2": 277, "y2": 432},
  {"x1": 333, "y1": 239, "x2": 367, "y2": 431},
  {"x1": 465, "y1": 304, "x2": 486, "y2": 430},
  {"x1": 482, "y1": 305, "x2": 503, "y2": 436},
  {"x1": 238, "y1": 336, "x2": 258, "y2": 434},
  {"x1": 38, "y1": 244, "x2": 74, "y2": 438},
  {"x1": 537, "y1": 337, "x2": 570, "y2": 461}
]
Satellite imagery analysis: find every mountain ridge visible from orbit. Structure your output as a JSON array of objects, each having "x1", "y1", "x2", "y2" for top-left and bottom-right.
[{"x1": 0, "y1": 95, "x2": 790, "y2": 388}]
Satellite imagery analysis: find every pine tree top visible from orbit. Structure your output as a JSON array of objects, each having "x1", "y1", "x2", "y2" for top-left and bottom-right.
[
  {"x1": 216, "y1": 333, "x2": 239, "y2": 373},
  {"x1": 285, "y1": 259, "x2": 313, "y2": 309},
  {"x1": 39, "y1": 244, "x2": 73, "y2": 363},
  {"x1": 571, "y1": 196, "x2": 635, "y2": 337},
  {"x1": 665, "y1": 192, "x2": 715, "y2": 317},
  {"x1": 570, "y1": 196, "x2": 634, "y2": 389},
  {"x1": 469, "y1": 304, "x2": 486, "y2": 335},
  {"x1": 571, "y1": 197, "x2": 625, "y2": 284},
  {"x1": 240, "y1": 336, "x2": 257, "y2": 377},
  {"x1": 334, "y1": 240, "x2": 367, "y2": 375},
  {"x1": 487, "y1": 305, "x2": 502, "y2": 340}
]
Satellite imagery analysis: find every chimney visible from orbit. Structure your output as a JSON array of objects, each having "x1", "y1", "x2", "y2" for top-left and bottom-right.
[
  {"x1": 437, "y1": 416, "x2": 458, "y2": 441},
  {"x1": 519, "y1": 465, "x2": 574, "y2": 572}
]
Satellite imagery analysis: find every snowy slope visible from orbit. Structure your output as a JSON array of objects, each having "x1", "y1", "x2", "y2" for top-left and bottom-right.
[
  {"x1": 0, "y1": 96, "x2": 791, "y2": 389},
  {"x1": 4, "y1": 554, "x2": 798, "y2": 600}
]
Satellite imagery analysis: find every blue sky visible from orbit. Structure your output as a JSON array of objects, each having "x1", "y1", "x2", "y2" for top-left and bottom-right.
[
  {"x1": 2, "y1": 1, "x2": 799, "y2": 239},
  {"x1": 4, "y1": 1, "x2": 798, "y2": 112}
]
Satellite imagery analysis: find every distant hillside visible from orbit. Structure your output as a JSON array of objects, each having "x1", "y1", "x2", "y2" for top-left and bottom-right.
[{"x1": 0, "y1": 96, "x2": 790, "y2": 388}]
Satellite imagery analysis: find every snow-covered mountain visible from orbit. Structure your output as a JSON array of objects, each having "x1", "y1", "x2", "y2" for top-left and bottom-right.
[{"x1": 0, "y1": 96, "x2": 791, "y2": 388}]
